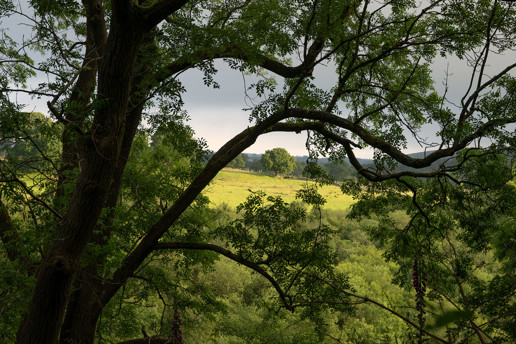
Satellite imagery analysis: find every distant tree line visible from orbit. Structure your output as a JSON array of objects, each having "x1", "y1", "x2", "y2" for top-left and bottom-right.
[{"x1": 226, "y1": 149, "x2": 356, "y2": 181}]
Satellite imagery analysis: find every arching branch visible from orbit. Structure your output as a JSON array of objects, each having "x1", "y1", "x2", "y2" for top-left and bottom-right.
[
  {"x1": 278, "y1": 108, "x2": 516, "y2": 169},
  {"x1": 100, "y1": 110, "x2": 290, "y2": 304},
  {"x1": 159, "y1": 39, "x2": 324, "y2": 81},
  {"x1": 266, "y1": 121, "x2": 451, "y2": 181},
  {"x1": 154, "y1": 242, "x2": 293, "y2": 311}
]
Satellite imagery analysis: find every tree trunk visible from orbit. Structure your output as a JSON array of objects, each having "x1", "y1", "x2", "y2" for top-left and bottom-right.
[
  {"x1": 58, "y1": 32, "x2": 157, "y2": 344},
  {"x1": 55, "y1": 0, "x2": 106, "y2": 212},
  {"x1": 15, "y1": 20, "x2": 144, "y2": 344},
  {"x1": 59, "y1": 269, "x2": 104, "y2": 344},
  {"x1": 59, "y1": 80, "x2": 149, "y2": 344},
  {"x1": 59, "y1": 109, "x2": 287, "y2": 344}
]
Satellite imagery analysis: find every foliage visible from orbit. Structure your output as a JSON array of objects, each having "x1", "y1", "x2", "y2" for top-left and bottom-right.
[
  {"x1": 345, "y1": 152, "x2": 516, "y2": 343},
  {"x1": 322, "y1": 161, "x2": 356, "y2": 181},
  {"x1": 214, "y1": 190, "x2": 351, "y2": 314},
  {"x1": 0, "y1": 259, "x2": 34, "y2": 343},
  {"x1": 227, "y1": 153, "x2": 246, "y2": 169},
  {"x1": 260, "y1": 147, "x2": 296, "y2": 177},
  {"x1": 242, "y1": 156, "x2": 264, "y2": 172},
  {"x1": 1, "y1": 0, "x2": 516, "y2": 343}
]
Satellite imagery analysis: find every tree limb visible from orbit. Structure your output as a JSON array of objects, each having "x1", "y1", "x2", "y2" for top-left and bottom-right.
[
  {"x1": 267, "y1": 121, "x2": 451, "y2": 181},
  {"x1": 154, "y1": 241, "x2": 293, "y2": 311},
  {"x1": 137, "y1": 0, "x2": 191, "y2": 29},
  {"x1": 278, "y1": 108, "x2": 515, "y2": 169},
  {"x1": 100, "y1": 110, "x2": 290, "y2": 304},
  {"x1": 159, "y1": 39, "x2": 324, "y2": 82}
]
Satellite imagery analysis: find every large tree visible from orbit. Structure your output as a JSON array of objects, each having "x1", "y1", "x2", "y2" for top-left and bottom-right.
[
  {"x1": 0, "y1": 0, "x2": 515, "y2": 343},
  {"x1": 261, "y1": 147, "x2": 296, "y2": 176}
]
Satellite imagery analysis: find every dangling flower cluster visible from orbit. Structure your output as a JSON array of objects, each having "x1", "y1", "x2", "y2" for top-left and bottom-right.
[
  {"x1": 170, "y1": 310, "x2": 183, "y2": 344},
  {"x1": 411, "y1": 254, "x2": 428, "y2": 344}
]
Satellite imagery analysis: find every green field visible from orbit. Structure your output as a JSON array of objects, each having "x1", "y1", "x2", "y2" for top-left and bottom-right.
[{"x1": 203, "y1": 169, "x2": 354, "y2": 210}]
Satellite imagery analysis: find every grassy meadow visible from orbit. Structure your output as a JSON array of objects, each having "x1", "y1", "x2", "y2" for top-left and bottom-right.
[{"x1": 203, "y1": 169, "x2": 355, "y2": 210}]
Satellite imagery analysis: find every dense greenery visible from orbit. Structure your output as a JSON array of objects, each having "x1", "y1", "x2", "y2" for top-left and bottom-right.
[{"x1": 1, "y1": 0, "x2": 515, "y2": 343}]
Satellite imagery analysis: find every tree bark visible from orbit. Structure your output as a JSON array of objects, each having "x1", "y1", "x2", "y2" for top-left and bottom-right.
[
  {"x1": 58, "y1": 36, "x2": 154, "y2": 344},
  {"x1": 58, "y1": 272, "x2": 104, "y2": 344},
  {"x1": 55, "y1": 0, "x2": 106, "y2": 211},
  {"x1": 16, "y1": 15, "x2": 144, "y2": 343}
]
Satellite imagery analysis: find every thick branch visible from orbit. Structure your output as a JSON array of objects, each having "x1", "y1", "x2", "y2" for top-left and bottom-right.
[
  {"x1": 160, "y1": 40, "x2": 324, "y2": 81},
  {"x1": 137, "y1": 0, "x2": 191, "y2": 29},
  {"x1": 154, "y1": 242, "x2": 293, "y2": 310},
  {"x1": 267, "y1": 121, "x2": 454, "y2": 181},
  {"x1": 278, "y1": 108, "x2": 514, "y2": 169},
  {"x1": 100, "y1": 111, "x2": 289, "y2": 303},
  {"x1": 68, "y1": 0, "x2": 106, "y2": 113},
  {"x1": 56, "y1": 0, "x2": 107, "y2": 203}
]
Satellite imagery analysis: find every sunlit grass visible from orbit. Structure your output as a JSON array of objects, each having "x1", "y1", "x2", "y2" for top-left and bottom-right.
[{"x1": 203, "y1": 169, "x2": 354, "y2": 210}]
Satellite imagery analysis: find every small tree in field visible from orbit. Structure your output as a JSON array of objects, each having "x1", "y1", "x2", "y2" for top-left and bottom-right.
[{"x1": 261, "y1": 148, "x2": 296, "y2": 177}]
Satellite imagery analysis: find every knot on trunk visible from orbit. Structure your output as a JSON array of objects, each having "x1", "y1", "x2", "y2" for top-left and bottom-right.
[{"x1": 52, "y1": 255, "x2": 71, "y2": 273}]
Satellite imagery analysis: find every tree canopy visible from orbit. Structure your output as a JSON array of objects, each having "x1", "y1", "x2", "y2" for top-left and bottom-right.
[
  {"x1": 261, "y1": 147, "x2": 296, "y2": 176},
  {"x1": 0, "y1": 0, "x2": 515, "y2": 343}
]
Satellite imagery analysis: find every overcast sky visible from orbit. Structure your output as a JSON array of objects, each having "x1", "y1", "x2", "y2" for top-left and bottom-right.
[
  {"x1": 6, "y1": 2, "x2": 515, "y2": 158},
  {"x1": 17, "y1": 47, "x2": 512, "y2": 159},
  {"x1": 179, "y1": 49, "x2": 516, "y2": 158},
  {"x1": 179, "y1": 62, "x2": 312, "y2": 156}
]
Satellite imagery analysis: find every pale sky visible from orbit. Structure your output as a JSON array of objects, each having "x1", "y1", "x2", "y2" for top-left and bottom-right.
[
  {"x1": 6, "y1": 2, "x2": 516, "y2": 159},
  {"x1": 180, "y1": 62, "x2": 313, "y2": 157},
  {"x1": 180, "y1": 49, "x2": 516, "y2": 158},
  {"x1": 181, "y1": 58, "x2": 445, "y2": 158}
]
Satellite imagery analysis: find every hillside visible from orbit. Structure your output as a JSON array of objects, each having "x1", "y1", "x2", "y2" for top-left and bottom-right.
[{"x1": 203, "y1": 169, "x2": 354, "y2": 211}]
